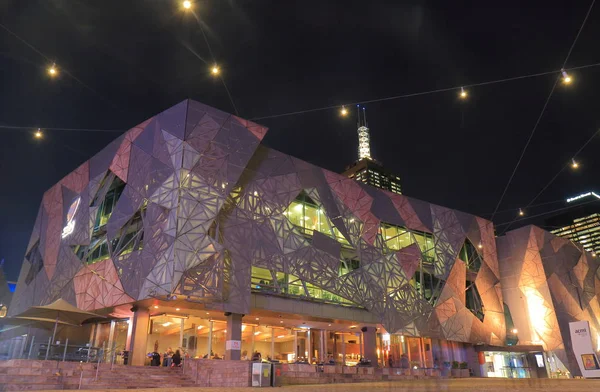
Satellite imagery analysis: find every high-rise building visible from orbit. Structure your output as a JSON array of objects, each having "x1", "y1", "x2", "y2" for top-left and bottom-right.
[
  {"x1": 342, "y1": 106, "x2": 402, "y2": 194},
  {"x1": 547, "y1": 191, "x2": 600, "y2": 255}
]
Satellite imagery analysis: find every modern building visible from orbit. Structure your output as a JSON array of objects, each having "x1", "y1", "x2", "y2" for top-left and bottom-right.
[
  {"x1": 3, "y1": 100, "x2": 600, "y2": 379},
  {"x1": 547, "y1": 191, "x2": 600, "y2": 256},
  {"x1": 0, "y1": 261, "x2": 11, "y2": 318},
  {"x1": 342, "y1": 106, "x2": 402, "y2": 194}
]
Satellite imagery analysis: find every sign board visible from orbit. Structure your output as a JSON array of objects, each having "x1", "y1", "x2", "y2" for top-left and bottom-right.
[
  {"x1": 61, "y1": 197, "x2": 81, "y2": 238},
  {"x1": 568, "y1": 321, "x2": 600, "y2": 378},
  {"x1": 226, "y1": 340, "x2": 241, "y2": 350}
]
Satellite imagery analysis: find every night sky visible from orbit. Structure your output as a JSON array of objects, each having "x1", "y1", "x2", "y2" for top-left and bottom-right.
[{"x1": 1, "y1": 1, "x2": 599, "y2": 281}]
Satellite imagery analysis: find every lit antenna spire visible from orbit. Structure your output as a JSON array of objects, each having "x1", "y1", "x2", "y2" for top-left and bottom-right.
[{"x1": 357, "y1": 105, "x2": 371, "y2": 160}]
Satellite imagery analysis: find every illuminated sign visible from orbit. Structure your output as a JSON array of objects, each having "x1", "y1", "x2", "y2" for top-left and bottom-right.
[
  {"x1": 567, "y1": 192, "x2": 600, "y2": 203},
  {"x1": 61, "y1": 197, "x2": 81, "y2": 239}
]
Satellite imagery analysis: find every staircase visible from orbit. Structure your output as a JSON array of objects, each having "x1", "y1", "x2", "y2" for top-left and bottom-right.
[
  {"x1": 66, "y1": 364, "x2": 197, "y2": 390},
  {"x1": 0, "y1": 361, "x2": 196, "y2": 391}
]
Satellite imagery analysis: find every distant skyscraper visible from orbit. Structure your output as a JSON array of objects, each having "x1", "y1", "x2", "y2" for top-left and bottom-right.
[
  {"x1": 342, "y1": 106, "x2": 402, "y2": 194},
  {"x1": 547, "y1": 191, "x2": 600, "y2": 256}
]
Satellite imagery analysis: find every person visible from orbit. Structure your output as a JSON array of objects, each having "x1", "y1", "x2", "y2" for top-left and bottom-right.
[
  {"x1": 400, "y1": 354, "x2": 409, "y2": 369},
  {"x1": 241, "y1": 350, "x2": 249, "y2": 361},
  {"x1": 172, "y1": 350, "x2": 182, "y2": 367},
  {"x1": 388, "y1": 357, "x2": 394, "y2": 368},
  {"x1": 252, "y1": 351, "x2": 262, "y2": 361}
]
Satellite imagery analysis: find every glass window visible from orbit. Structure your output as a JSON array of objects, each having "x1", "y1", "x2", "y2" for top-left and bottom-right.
[
  {"x1": 459, "y1": 240, "x2": 482, "y2": 272},
  {"x1": 285, "y1": 192, "x2": 348, "y2": 243},
  {"x1": 466, "y1": 281, "x2": 485, "y2": 321}
]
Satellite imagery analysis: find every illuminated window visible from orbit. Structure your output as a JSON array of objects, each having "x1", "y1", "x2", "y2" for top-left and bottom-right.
[
  {"x1": 250, "y1": 266, "x2": 356, "y2": 306},
  {"x1": 380, "y1": 222, "x2": 435, "y2": 262},
  {"x1": 459, "y1": 240, "x2": 482, "y2": 272},
  {"x1": 285, "y1": 191, "x2": 348, "y2": 244},
  {"x1": 94, "y1": 177, "x2": 125, "y2": 229},
  {"x1": 414, "y1": 271, "x2": 443, "y2": 304},
  {"x1": 0, "y1": 306, "x2": 6, "y2": 318}
]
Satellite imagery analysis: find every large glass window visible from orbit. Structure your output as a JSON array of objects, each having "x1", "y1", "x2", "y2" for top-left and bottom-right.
[
  {"x1": 414, "y1": 271, "x2": 443, "y2": 304},
  {"x1": 380, "y1": 223, "x2": 435, "y2": 262},
  {"x1": 285, "y1": 191, "x2": 348, "y2": 244},
  {"x1": 250, "y1": 266, "x2": 355, "y2": 306}
]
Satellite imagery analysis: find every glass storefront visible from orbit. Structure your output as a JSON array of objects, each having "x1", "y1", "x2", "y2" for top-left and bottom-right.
[{"x1": 483, "y1": 351, "x2": 531, "y2": 378}]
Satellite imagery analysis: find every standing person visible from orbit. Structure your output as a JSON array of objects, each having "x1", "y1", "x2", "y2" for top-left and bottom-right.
[
  {"x1": 172, "y1": 350, "x2": 182, "y2": 367},
  {"x1": 400, "y1": 354, "x2": 409, "y2": 369}
]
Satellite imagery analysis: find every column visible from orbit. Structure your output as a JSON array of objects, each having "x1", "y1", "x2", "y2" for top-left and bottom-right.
[
  {"x1": 359, "y1": 332, "x2": 363, "y2": 358},
  {"x1": 361, "y1": 326, "x2": 378, "y2": 366},
  {"x1": 107, "y1": 320, "x2": 116, "y2": 363},
  {"x1": 321, "y1": 330, "x2": 326, "y2": 363},
  {"x1": 341, "y1": 333, "x2": 346, "y2": 366},
  {"x1": 179, "y1": 319, "x2": 185, "y2": 350},
  {"x1": 208, "y1": 321, "x2": 213, "y2": 357},
  {"x1": 129, "y1": 306, "x2": 150, "y2": 366},
  {"x1": 251, "y1": 326, "x2": 256, "y2": 358},
  {"x1": 294, "y1": 330, "x2": 298, "y2": 362},
  {"x1": 270, "y1": 328, "x2": 275, "y2": 360},
  {"x1": 225, "y1": 312, "x2": 243, "y2": 360}
]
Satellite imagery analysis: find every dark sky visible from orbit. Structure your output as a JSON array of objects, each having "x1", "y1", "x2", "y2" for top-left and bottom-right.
[{"x1": 1, "y1": 1, "x2": 599, "y2": 281}]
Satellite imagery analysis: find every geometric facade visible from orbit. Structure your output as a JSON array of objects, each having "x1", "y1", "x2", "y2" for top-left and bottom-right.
[
  {"x1": 7, "y1": 100, "x2": 599, "y2": 375},
  {"x1": 498, "y1": 225, "x2": 600, "y2": 376}
]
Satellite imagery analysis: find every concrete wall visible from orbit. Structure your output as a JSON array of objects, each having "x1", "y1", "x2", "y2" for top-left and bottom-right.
[{"x1": 184, "y1": 359, "x2": 252, "y2": 387}]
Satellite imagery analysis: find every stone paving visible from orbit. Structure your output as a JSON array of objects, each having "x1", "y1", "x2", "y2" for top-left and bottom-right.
[{"x1": 40, "y1": 378, "x2": 600, "y2": 392}]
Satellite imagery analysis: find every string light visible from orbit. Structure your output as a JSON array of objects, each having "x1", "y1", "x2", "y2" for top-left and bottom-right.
[
  {"x1": 34, "y1": 128, "x2": 43, "y2": 139},
  {"x1": 340, "y1": 106, "x2": 348, "y2": 116},
  {"x1": 459, "y1": 87, "x2": 467, "y2": 99},
  {"x1": 211, "y1": 65, "x2": 220, "y2": 75},
  {"x1": 519, "y1": 208, "x2": 524, "y2": 216},
  {"x1": 47, "y1": 64, "x2": 58, "y2": 77},
  {"x1": 571, "y1": 158, "x2": 579, "y2": 169},
  {"x1": 182, "y1": 0, "x2": 192, "y2": 10},
  {"x1": 561, "y1": 69, "x2": 572, "y2": 84}
]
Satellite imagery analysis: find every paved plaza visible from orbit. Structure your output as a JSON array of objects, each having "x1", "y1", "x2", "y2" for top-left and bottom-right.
[{"x1": 52, "y1": 378, "x2": 600, "y2": 392}]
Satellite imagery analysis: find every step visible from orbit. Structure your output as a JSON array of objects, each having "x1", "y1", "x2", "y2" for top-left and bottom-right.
[
  {"x1": 0, "y1": 383, "x2": 63, "y2": 391},
  {"x1": 0, "y1": 375, "x2": 61, "y2": 383}
]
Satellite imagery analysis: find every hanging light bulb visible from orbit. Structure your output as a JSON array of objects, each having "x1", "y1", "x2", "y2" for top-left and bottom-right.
[
  {"x1": 519, "y1": 208, "x2": 524, "y2": 217},
  {"x1": 477, "y1": 242, "x2": 483, "y2": 249},
  {"x1": 561, "y1": 70, "x2": 572, "y2": 84},
  {"x1": 459, "y1": 87, "x2": 467, "y2": 99},
  {"x1": 34, "y1": 128, "x2": 43, "y2": 139},
  {"x1": 340, "y1": 105, "x2": 348, "y2": 116},
  {"x1": 592, "y1": 252, "x2": 597, "y2": 258},
  {"x1": 182, "y1": 0, "x2": 192, "y2": 9},
  {"x1": 47, "y1": 64, "x2": 58, "y2": 77},
  {"x1": 571, "y1": 158, "x2": 579, "y2": 169},
  {"x1": 211, "y1": 65, "x2": 220, "y2": 75}
]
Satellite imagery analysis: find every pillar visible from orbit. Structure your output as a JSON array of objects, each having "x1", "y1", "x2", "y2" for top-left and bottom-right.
[
  {"x1": 179, "y1": 318, "x2": 184, "y2": 350},
  {"x1": 251, "y1": 326, "x2": 256, "y2": 357},
  {"x1": 129, "y1": 306, "x2": 149, "y2": 366},
  {"x1": 341, "y1": 333, "x2": 346, "y2": 366},
  {"x1": 270, "y1": 327, "x2": 275, "y2": 360},
  {"x1": 294, "y1": 330, "x2": 298, "y2": 361},
  {"x1": 361, "y1": 326, "x2": 378, "y2": 366},
  {"x1": 208, "y1": 321, "x2": 213, "y2": 356},
  {"x1": 225, "y1": 312, "x2": 243, "y2": 360}
]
